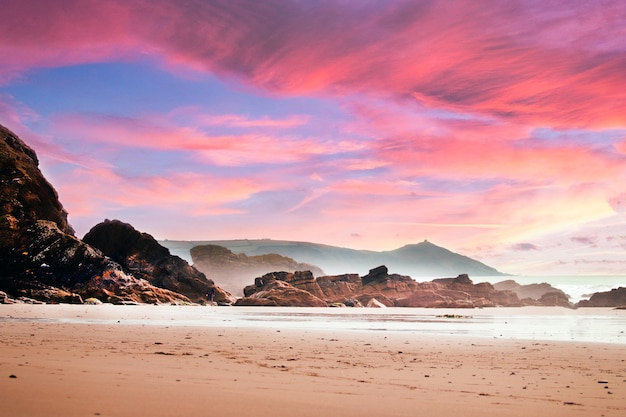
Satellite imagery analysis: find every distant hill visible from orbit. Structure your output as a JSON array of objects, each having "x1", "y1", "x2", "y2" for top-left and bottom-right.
[
  {"x1": 189, "y1": 244, "x2": 324, "y2": 296},
  {"x1": 159, "y1": 239, "x2": 505, "y2": 279}
]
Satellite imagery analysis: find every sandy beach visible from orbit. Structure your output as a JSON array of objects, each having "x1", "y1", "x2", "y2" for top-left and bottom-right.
[{"x1": 1, "y1": 305, "x2": 625, "y2": 417}]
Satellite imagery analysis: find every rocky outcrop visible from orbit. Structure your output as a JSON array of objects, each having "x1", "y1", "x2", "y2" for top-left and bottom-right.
[
  {"x1": 236, "y1": 266, "x2": 540, "y2": 308},
  {"x1": 236, "y1": 265, "x2": 579, "y2": 308},
  {"x1": 536, "y1": 291, "x2": 573, "y2": 308},
  {"x1": 494, "y1": 280, "x2": 569, "y2": 301},
  {"x1": 83, "y1": 220, "x2": 234, "y2": 304},
  {"x1": 236, "y1": 274, "x2": 327, "y2": 307},
  {"x1": 0, "y1": 124, "x2": 223, "y2": 305},
  {"x1": 577, "y1": 287, "x2": 626, "y2": 307},
  {"x1": 190, "y1": 244, "x2": 324, "y2": 296},
  {"x1": 1, "y1": 209, "x2": 190, "y2": 305},
  {"x1": 0, "y1": 125, "x2": 74, "y2": 237}
]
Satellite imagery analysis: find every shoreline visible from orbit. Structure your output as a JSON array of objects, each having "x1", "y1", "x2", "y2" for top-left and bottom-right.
[
  {"x1": 1, "y1": 304, "x2": 625, "y2": 416},
  {"x1": 3, "y1": 303, "x2": 626, "y2": 344}
]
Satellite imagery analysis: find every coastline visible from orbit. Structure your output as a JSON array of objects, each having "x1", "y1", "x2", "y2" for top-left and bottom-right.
[
  {"x1": 1, "y1": 305, "x2": 625, "y2": 416},
  {"x1": 3, "y1": 303, "x2": 625, "y2": 344}
]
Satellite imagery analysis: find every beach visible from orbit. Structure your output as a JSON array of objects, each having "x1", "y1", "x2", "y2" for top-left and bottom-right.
[{"x1": 1, "y1": 305, "x2": 625, "y2": 417}]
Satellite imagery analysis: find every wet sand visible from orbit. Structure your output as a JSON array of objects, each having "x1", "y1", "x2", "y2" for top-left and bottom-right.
[{"x1": 1, "y1": 304, "x2": 625, "y2": 416}]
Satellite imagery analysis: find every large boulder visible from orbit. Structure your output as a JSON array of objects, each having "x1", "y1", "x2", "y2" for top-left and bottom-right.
[
  {"x1": 235, "y1": 278, "x2": 327, "y2": 307},
  {"x1": 83, "y1": 219, "x2": 234, "y2": 304},
  {"x1": 316, "y1": 273, "x2": 362, "y2": 303},
  {"x1": 578, "y1": 287, "x2": 626, "y2": 307},
  {"x1": 242, "y1": 271, "x2": 326, "y2": 300}
]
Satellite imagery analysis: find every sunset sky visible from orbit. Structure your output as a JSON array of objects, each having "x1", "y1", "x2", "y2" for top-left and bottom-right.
[{"x1": 1, "y1": 0, "x2": 625, "y2": 275}]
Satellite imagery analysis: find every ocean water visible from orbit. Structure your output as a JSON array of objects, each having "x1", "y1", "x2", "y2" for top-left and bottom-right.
[
  {"x1": 213, "y1": 307, "x2": 626, "y2": 344},
  {"x1": 4, "y1": 304, "x2": 624, "y2": 345},
  {"x1": 476, "y1": 275, "x2": 626, "y2": 303}
]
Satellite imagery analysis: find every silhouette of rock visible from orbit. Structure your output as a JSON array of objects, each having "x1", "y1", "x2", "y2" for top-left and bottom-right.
[
  {"x1": 578, "y1": 287, "x2": 626, "y2": 307},
  {"x1": 0, "y1": 125, "x2": 74, "y2": 236},
  {"x1": 83, "y1": 220, "x2": 234, "y2": 304},
  {"x1": 0, "y1": 124, "x2": 217, "y2": 304}
]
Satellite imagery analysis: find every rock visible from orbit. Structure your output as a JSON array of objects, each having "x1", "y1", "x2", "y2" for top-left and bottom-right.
[
  {"x1": 0, "y1": 124, "x2": 208, "y2": 305},
  {"x1": 243, "y1": 270, "x2": 326, "y2": 301},
  {"x1": 236, "y1": 266, "x2": 532, "y2": 308},
  {"x1": 537, "y1": 291, "x2": 573, "y2": 308},
  {"x1": 83, "y1": 219, "x2": 234, "y2": 304},
  {"x1": 366, "y1": 298, "x2": 387, "y2": 308},
  {"x1": 0, "y1": 125, "x2": 74, "y2": 237},
  {"x1": 361, "y1": 265, "x2": 389, "y2": 285},
  {"x1": 395, "y1": 290, "x2": 452, "y2": 308},
  {"x1": 342, "y1": 298, "x2": 363, "y2": 307},
  {"x1": 494, "y1": 280, "x2": 570, "y2": 301},
  {"x1": 488, "y1": 290, "x2": 522, "y2": 307},
  {"x1": 21, "y1": 286, "x2": 83, "y2": 304},
  {"x1": 234, "y1": 279, "x2": 327, "y2": 307},
  {"x1": 433, "y1": 273, "x2": 473, "y2": 286},
  {"x1": 190, "y1": 244, "x2": 324, "y2": 297},
  {"x1": 84, "y1": 297, "x2": 103, "y2": 305},
  {"x1": 357, "y1": 293, "x2": 395, "y2": 307},
  {"x1": 578, "y1": 287, "x2": 626, "y2": 307},
  {"x1": 329, "y1": 302, "x2": 346, "y2": 307},
  {"x1": 316, "y1": 274, "x2": 362, "y2": 302}
]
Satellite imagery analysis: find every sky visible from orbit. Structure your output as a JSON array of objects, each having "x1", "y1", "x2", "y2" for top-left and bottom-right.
[{"x1": 1, "y1": 0, "x2": 625, "y2": 276}]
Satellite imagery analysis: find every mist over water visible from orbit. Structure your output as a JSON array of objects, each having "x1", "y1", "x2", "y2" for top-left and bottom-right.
[{"x1": 477, "y1": 275, "x2": 626, "y2": 303}]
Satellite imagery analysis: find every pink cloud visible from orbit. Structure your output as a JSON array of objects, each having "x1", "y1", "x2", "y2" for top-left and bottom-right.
[
  {"x1": 0, "y1": 1, "x2": 140, "y2": 84},
  {"x1": 3, "y1": 0, "x2": 626, "y2": 270},
  {"x1": 196, "y1": 114, "x2": 310, "y2": 129},
  {"x1": 49, "y1": 112, "x2": 363, "y2": 166},
  {"x1": 0, "y1": 95, "x2": 108, "y2": 170},
  {"x1": 152, "y1": 0, "x2": 626, "y2": 128},
  {"x1": 54, "y1": 164, "x2": 267, "y2": 234},
  {"x1": 3, "y1": 1, "x2": 625, "y2": 128}
]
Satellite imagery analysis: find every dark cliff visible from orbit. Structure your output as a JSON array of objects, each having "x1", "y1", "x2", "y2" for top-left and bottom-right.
[{"x1": 0, "y1": 124, "x2": 229, "y2": 304}]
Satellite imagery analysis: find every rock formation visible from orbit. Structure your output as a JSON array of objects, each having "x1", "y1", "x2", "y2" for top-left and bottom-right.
[
  {"x1": 83, "y1": 220, "x2": 234, "y2": 304},
  {"x1": 0, "y1": 124, "x2": 228, "y2": 305},
  {"x1": 234, "y1": 265, "x2": 564, "y2": 308},
  {"x1": 236, "y1": 277, "x2": 327, "y2": 307},
  {"x1": 190, "y1": 244, "x2": 324, "y2": 296},
  {"x1": 577, "y1": 287, "x2": 626, "y2": 307},
  {"x1": 494, "y1": 280, "x2": 569, "y2": 301}
]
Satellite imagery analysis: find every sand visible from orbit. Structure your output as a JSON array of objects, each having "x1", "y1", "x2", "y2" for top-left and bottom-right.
[{"x1": 1, "y1": 305, "x2": 625, "y2": 417}]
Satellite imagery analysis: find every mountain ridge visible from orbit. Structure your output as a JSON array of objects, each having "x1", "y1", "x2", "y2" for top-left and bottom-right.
[{"x1": 160, "y1": 239, "x2": 506, "y2": 279}]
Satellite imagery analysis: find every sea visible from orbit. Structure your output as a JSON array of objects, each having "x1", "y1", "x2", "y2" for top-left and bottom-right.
[{"x1": 4, "y1": 303, "x2": 624, "y2": 345}]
